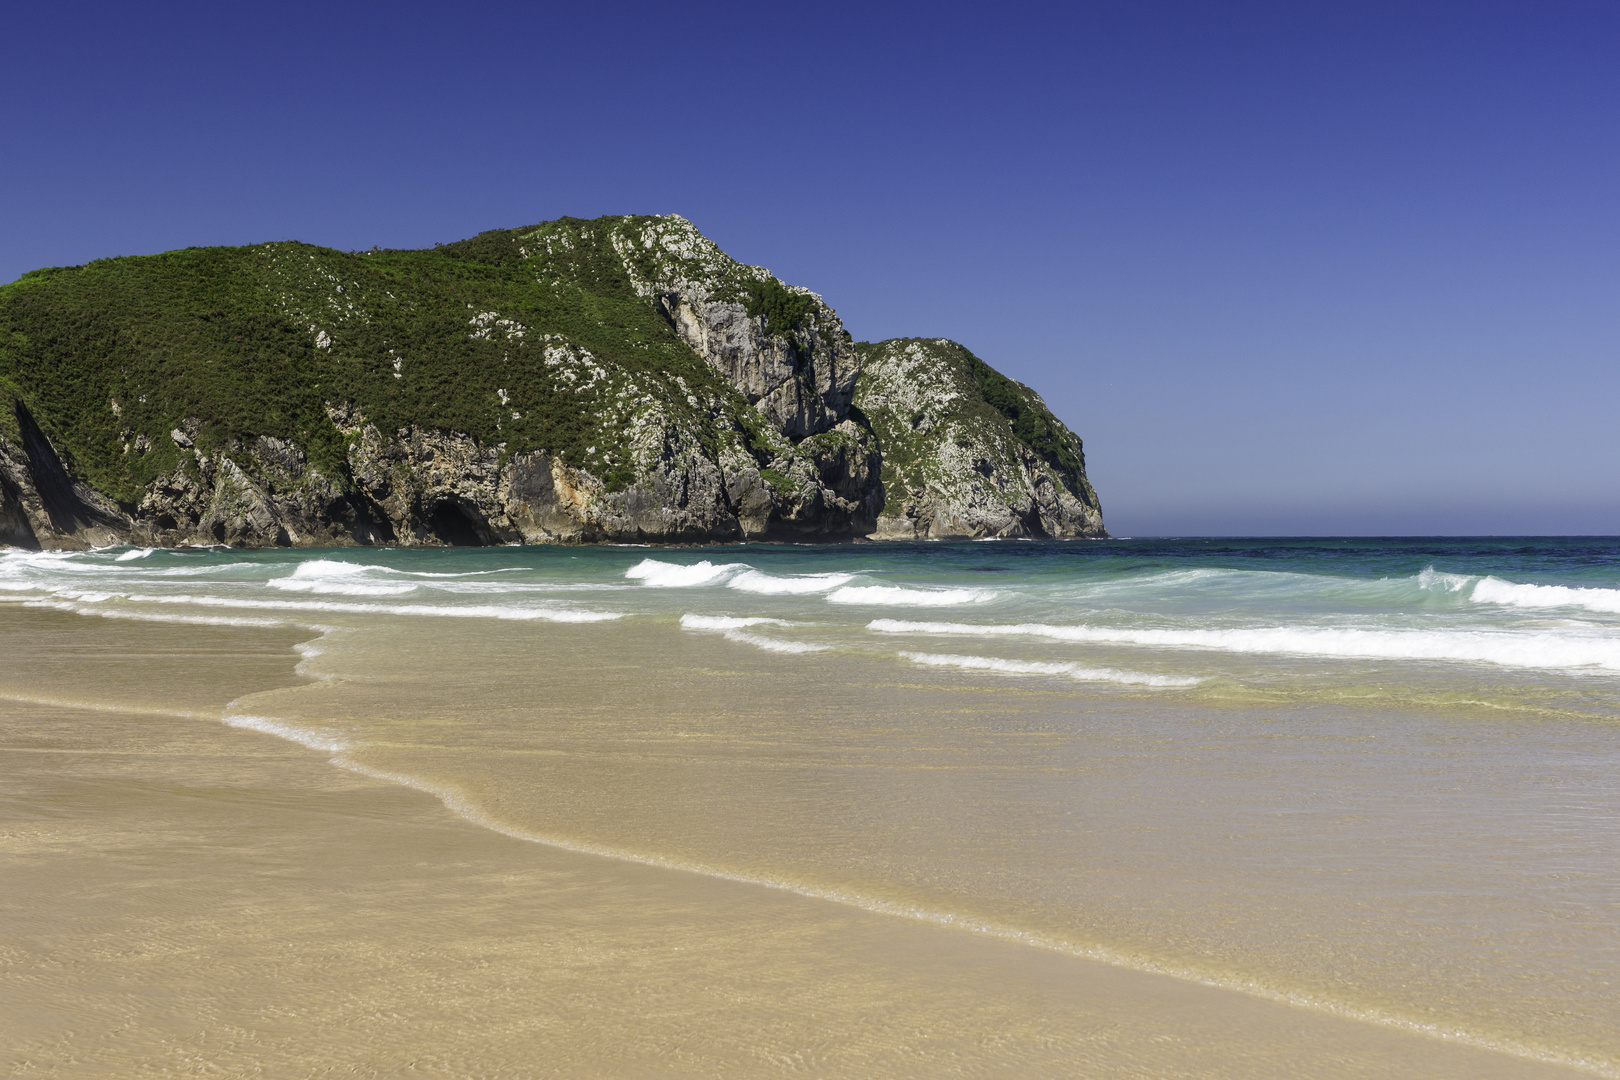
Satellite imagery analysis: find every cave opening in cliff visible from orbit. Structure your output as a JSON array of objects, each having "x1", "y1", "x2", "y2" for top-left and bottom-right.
[{"x1": 427, "y1": 500, "x2": 486, "y2": 547}]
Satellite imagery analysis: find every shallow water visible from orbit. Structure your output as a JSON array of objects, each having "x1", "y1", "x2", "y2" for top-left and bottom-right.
[{"x1": 4, "y1": 537, "x2": 1619, "y2": 1075}]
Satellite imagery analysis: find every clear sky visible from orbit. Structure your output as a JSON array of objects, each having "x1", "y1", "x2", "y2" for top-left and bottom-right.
[{"x1": 4, "y1": 1, "x2": 1616, "y2": 535}]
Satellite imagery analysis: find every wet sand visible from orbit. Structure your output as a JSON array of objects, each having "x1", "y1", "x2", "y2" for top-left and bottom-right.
[{"x1": 0, "y1": 609, "x2": 1596, "y2": 1077}]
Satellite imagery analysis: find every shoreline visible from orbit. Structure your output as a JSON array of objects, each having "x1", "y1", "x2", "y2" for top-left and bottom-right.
[{"x1": 0, "y1": 605, "x2": 1603, "y2": 1077}]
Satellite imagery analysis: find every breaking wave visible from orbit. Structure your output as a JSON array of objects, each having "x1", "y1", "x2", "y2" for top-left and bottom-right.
[
  {"x1": 1470, "y1": 576, "x2": 1620, "y2": 614},
  {"x1": 626, "y1": 558, "x2": 747, "y2": 587},
  {"x1": 267, "y1": 559, "x2": 419, "y2": 596},
  {"x1": 728, "y1": 569, "x2": 855, "y2": 594}
]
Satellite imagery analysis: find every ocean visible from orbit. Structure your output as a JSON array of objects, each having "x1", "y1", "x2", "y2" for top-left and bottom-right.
[{"x1": 3, "y1": 537, "x2": 1618, "y2": 1077}]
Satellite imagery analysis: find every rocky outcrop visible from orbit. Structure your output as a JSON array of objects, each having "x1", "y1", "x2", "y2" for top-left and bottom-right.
[
  {"x1": 592, "y1": 215, "x2": 860, "y2": 440},
  {"x1": 1, "y1": 402, "x2": 134, "y2": 550},
  {"x1": 854, "y1": 338, "x2": 1105, "y2": 540},
  {"x1": 0, "y1": 216, "x2": 1102, "y2": 551},
  {"x1": 0, "y1": 398, "x2": 884, "y2": 550}
]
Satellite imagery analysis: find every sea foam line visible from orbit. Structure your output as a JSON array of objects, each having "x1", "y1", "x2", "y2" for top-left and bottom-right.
[
  {"x1": 272, "y1": 751, "x2": 1612, "y2": 1079},
  {"x1": 43, "y1": 592, "x2": 622, "y2": 623},
  {"x1": 678, "y1": 613, "x2": 830, "y2": 653},
  {"x1": 224, "y1": 713, "x2": 351, "y2": 754},
  {"x1": 723, "y1": 630, "x2": 830, "y2": 654},
  {"x1": 679, "y1": 614, "x2": 793, "y2": 630},
  {"x1": 195, "y1": 612, "x2": 1617, "y2": 1079},
  {"x1": 898, "y1": 651, "x2": 1201, "y2": 687},
  {"x1": 828, "y1": 585, "x2": 996, "y2": 607},
  {"x1": 18, "y1": 597, "x2": 291, "y2": 629},
  {"x1": 868, "y1": 619, "x2": 1620, "y2": 672},
  {"x1": 0, "y1": 691, "x2": 215, "y2": 722}
]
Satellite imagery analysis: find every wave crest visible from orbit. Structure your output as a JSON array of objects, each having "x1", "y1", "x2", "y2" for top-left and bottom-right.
[
  {"x1": 625, "y1": 558, "x2": 747, "y2": 587},
  {"x1": 268, "y1": 559, "x2": 419, "y2": 597},
  {"x1": 1470, "y1": 576, "x2": 1620, "y2": 614},
  {"x1": 728, "y1": 569, "x2": 855, "y2": 595}
]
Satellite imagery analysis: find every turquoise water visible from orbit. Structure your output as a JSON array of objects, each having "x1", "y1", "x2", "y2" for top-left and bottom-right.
[{"x1": 7, "y1": 536, "x2": 1620, "y2": 692}]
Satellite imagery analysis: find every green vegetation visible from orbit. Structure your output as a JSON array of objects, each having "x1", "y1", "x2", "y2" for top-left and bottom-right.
[
  {"x1": 0, "y1": 216, "x2": 758, "y2": 502},
  {"x1": 742, "y1": 276, "x2": 816, "y2": 341},
  {"x1": 961, "y1": 350, "x2": 1088, "y2": 495}
]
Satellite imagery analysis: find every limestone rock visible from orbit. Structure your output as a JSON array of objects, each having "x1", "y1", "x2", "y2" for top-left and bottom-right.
[
  {"x1": 531, "y1": 215, "x2": 861, "y2": 439},
  {"x1": 854, "y1": 338, "x2": 1105, "y2": 540}
]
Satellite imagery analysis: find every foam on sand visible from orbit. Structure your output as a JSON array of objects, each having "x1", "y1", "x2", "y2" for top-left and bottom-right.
[
  {"x1": 45, "y1": 591, "x2": 623, "y2": 624},
  {"x1": 724, "y1": 630, "x2": 831, "y2": 654},
  {"x1": 898, "y1": 651, "x2": 1201, "y2": 686},
  {"x1": 22, "y1": 597, "x2": 290, "y2": 629},
  {"x1": 679, "y1": 612, "x2": 828, "y2": 653},
  {"x1": 224, "y1": 713, "x2": 350, "y2": 754},
  {"x1": 680, "y1": 614, "x2": 793, "y2": 630}
]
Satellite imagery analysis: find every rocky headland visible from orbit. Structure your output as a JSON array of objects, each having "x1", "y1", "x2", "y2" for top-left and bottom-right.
[{"x1": 0, "y1": 215, "x2": 1104, "y2": 549}]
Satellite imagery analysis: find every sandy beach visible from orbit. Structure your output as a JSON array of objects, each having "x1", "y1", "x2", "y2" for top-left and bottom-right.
[{"x1": 2, "y1": 601, "x2": 1603, "y2": 1078}]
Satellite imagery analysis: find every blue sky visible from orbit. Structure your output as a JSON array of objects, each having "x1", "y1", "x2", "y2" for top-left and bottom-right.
[{"x1": 4, "y1": 1, "x2": 1616, "y2": 535}]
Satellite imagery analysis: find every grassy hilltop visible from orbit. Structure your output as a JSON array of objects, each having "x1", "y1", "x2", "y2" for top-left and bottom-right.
[{"x1": 0, "y1": 217, "x2": 799, "y2": 502}]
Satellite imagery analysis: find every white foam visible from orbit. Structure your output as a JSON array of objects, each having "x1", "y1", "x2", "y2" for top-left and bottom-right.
[
  {"x1": 723, "y1": 629, "x2": 831, "y2": 654},
  {"x1": 1416, "y1": 566, "x2": 1474, "y2": 593},
  {"x1": 870, "y1": 619, "x2": 1620, "y2": 672},
  {"x1": 72, "y1": 592, "x2": 622, "y2": 623},
  {"x1": 625, "y1": 558, "x2": 748, "y2": 587},
  {"x1": 901, "y1": 651, "x2": 1074, "y2": 675},
  {"x1": 680, "y1": 614, "x2": 793, "y2": 630},
  {"x1": 114, "y1": 548, "x2": 155, "y2": 562},
  {"x1": 224, "y1": 714, "x2": 350, "y2": 754},
  {"x1": 727, "y1": 570, "x2": 855, "y2": 595},
  {"x1": 267, "y1": 559, "x2": 418, "y2": 596},
  {"x1": 828, "y1": 585, "x2": 997, "y2": 607},
  {"x1": 898, "y1": 651, "x2": 1200, "y2": 686},
  {"x1": 1470, "y1": 576, "x2": 1620, "y2": 614},
  {"x1": 21, "y1": 598, "x2": 288, "y2": 629}
]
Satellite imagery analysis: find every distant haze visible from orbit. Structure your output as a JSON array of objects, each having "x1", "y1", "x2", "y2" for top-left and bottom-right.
[{"x1": 4, "y1": 1, "x2": 1616, "y2": 535}]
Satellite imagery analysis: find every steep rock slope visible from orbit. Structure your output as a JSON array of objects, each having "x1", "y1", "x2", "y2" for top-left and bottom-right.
[
  {"x1": 854, "y1": 338, "x2": 1104, "y2": 539},
  {"x1": 0, "y1": 215, "x2": 881, "y2": 548}
]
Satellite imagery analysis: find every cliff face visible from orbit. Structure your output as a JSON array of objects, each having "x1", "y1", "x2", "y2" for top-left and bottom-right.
[
  {"x1": 0, "y1": 216, "x2": 1097, "y2": 549},
  {"x1": 854, "y1": 338, "x2": 1104, "y2": 540}
]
